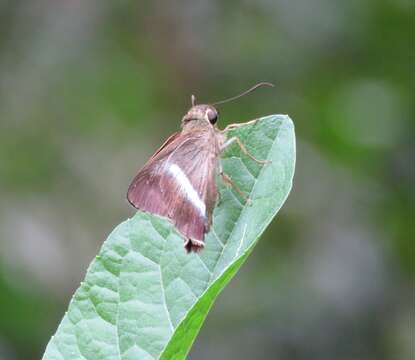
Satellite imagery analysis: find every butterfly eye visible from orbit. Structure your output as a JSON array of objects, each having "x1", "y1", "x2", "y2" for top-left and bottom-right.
[{"x1": 207, "y1": 110, "x2": 218, "y2": 124}]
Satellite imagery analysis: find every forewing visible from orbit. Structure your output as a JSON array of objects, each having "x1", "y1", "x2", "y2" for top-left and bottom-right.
[{"x1": 127, "y1": 129, "x2": 218, "y2": 249}]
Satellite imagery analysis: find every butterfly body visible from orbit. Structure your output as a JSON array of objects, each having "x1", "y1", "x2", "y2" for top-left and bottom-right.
[{"x1": 127, "y1": 104, "x2": 225, "y2": 252}]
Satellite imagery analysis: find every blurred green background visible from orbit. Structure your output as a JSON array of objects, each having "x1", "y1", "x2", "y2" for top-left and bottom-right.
[{"x1": 0, "y1": 1, "x2": 414, "y2": 359}]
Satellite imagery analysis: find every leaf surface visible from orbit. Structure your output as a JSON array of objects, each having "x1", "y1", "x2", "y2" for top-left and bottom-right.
[{"x1": 43, "y1": 114, "x2": 296, "y2": 360}]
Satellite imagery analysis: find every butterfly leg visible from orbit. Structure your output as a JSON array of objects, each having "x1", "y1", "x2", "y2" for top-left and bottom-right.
[
  {"x1": 218, "y1": 162, "x2": 252, "y2": 204},
  {"x1": 221, "y1": 172, "x2": 252, "y2": 205},
  {"x1": 220, "y1": 136, "x2": 271, "y2": 165},
  {"x1": 222, "y1": 119, "x2": 259, "y2": 132}
]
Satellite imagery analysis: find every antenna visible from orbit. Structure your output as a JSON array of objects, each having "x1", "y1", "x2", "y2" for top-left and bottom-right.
[{"x1": 212, "y1": 82, "x2": 274, "y2": 106}]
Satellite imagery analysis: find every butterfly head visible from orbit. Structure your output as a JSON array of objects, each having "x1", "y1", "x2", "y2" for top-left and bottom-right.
[{"x1": 182, "y1": 104, "x2": 219, "y2": 127}]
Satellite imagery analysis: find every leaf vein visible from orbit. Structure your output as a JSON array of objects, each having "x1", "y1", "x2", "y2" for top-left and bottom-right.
[{"x1": 159, "y1": 240, "x2": 174, "y2": 333}]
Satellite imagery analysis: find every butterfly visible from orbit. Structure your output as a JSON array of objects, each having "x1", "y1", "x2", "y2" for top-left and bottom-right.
[{"x1": 127, "y1": 83, "x2": 273, "y2": 252}]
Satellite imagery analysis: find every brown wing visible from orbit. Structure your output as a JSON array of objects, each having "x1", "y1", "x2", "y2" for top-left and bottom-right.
[{"x1": 127, "y1": 128, "x2": 219, "y2": 251}]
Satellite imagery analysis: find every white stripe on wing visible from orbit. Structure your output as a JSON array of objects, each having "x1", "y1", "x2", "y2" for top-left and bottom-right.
[{"x1": 168, "y1": 163, "x2": 206, "y2": 217}]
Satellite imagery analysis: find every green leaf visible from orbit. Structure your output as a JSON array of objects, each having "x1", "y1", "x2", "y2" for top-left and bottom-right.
[{"x1": 42, "y1": 114, "x2": 296, "y2": 360}]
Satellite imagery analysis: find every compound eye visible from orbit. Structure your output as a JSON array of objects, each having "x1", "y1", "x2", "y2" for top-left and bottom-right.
[{"x1": 207, "y1": 110, "x2": 218, "y2": 124}]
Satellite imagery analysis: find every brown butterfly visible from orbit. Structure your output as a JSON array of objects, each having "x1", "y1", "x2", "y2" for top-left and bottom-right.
[{"x1": 127, "y1": 83, "x2": 273, "y2": 252}]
